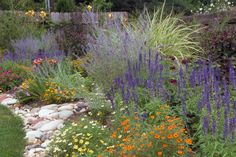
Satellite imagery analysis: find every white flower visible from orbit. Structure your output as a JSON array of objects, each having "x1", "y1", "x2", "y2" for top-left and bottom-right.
[{"x1": 83, "y1": 125, "x2": 88, "y2": 129}]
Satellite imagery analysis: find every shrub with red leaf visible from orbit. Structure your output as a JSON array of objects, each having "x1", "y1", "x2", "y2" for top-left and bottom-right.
[{"x1": 0, "y1": 66, "x2": 22, "y2": 92}]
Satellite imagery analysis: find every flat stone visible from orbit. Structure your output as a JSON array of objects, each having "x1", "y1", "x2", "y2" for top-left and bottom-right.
[
  {"x1": 40, "y1": 120, "x2": 64, "y2": 132},
  {"x1": 38, "y1": 109, "x2": 55, "y2": 118},
  {"x1": 0, "y1": 94, "x2": 8, "y2": 102},
  {"x1": 46, "y1": 112, "x2": 59, "y2": 119},
  {"x1": 41, "y1": 104, "x2": 58, "y2": 110},
  {"x1": 26, "y1": 131, "x2": 43, "y2": 140},
  {"x1": 32, "y1": 120, "x2": 50, "y2": 130},
  {"x1": 58, "y1": 110, "x2": 73, "y2": 119},
  {"x1": 58, "y1": 105, "x2": 73, "y2": 111},
  {"x1": 1, "y1": 98, "x2": 18, "y2": 105},
  {"x1": 41, "y1": 140, "x2": 50, "y2": 148}
]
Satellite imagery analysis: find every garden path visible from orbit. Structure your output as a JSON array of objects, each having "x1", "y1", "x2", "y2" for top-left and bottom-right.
[{"x1": 0, "y1": 94, "x2": 89, "y2": 157}]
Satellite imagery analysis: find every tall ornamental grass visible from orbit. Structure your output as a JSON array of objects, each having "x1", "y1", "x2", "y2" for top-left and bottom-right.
[{"x1": 84, "y1": 6, "x2": 202, "y2": 91}]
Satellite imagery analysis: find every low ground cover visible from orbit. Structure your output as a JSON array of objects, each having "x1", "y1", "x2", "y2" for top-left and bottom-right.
[{"x1": 0, "y1": 105, "x2": 25, "y2": 157}]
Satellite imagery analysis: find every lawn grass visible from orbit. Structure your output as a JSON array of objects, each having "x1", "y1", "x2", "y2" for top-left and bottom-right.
[{"x1": 0, "y1": 105, "x2": 25, "y2": 157}]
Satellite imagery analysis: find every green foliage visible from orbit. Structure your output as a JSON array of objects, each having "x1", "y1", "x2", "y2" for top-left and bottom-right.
[
  {"x1": 0, "y1": 0, "x2": 36, "y2": 10},
  {"x1": 197, "y1": 136, "x2": 236, "y2": 157},
  {"x1": 56, "y1": 0, "x2": 75, "y2": 12},
  {"x1": 90, "y1": 0, "x2": 113, "y2": 11},
  {"x1": 0, "y1": 12, "x2": 45, "y2": 50},
  {"x1": 0, "y1": 105, "x2": 25, "y2": 157}
]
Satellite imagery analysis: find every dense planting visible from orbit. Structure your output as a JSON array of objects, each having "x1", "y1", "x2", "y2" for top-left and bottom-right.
[{"x1": 0, "y1": 1, "x2": 236, "y2": 157}]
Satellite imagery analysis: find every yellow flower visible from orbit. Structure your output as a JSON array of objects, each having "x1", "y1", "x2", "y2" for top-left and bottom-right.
[
  {"x1": 108, "y1": 13, "x2": 113, "y2": 19},
  {"x1": 73, "y1": 145, "x2": 79, "y2": 149},
  {"x1": 88, "y1": 149, "x2": 94, "y2": 154},
  {"x1": 79, "y1": 140, "x2": 84, "y2": 144},
  {"x1": 39, "y1": 11, "x2": 47, "y2": 18},
  {"x1": 87, "y1": 5, "x2": 92, "y2": 11}
]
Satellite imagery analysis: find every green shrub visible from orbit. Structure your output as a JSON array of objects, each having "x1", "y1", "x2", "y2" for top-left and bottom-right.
[
  {"x1": 56, "y1": 0, "x2": 75, "y2": 12},
  {"x1": 0, "y1": 12, "x2": 45, "y2": 50}
]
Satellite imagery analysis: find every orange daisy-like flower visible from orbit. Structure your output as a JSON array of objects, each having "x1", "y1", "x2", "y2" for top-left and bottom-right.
[
  {"x1": 162, "y1": 144, "x2": 168, "y2": 148},
  {"x1": 124, "y1": 145, "x2": 134, "y2": 151},
  {"x1": 123, "y1": 137, "x2": 129, "y2": 142},
  {"x1": 150, "y1": 131, "x2": 155, "y2": 135},
  {"x1": 147, "y1": 142, "x2": 153, "y2": 147},
  {"x1": 178, "y1": 145, "x2": 185, "y2": 149},
  {"x1": 111, "y1": 131, "x2": 117, "y2": 138},
  {"x1": 185, "y1": 139, "x2": 193, "y2": 145},
  {"x1": 167, "y1": 134, "x2": 173, "y2": 139},
  {"x1": 121, "y1": 119, "x2": 129, "y2": 126},
  {"x1": 176, "y1": 138, "x2": 183, "y2": 143},
  {"x1": 155, "y1": 134, "x2": 160, "y2": 139},
  {"x1": 157, "y1": 151, "x2": 163, "y2": 156},
  {"x1": 98, "y1": 155, "x2": 102, "y2": 157},
  {"x1": 123, "y1": 125, "x2": 130, "y2": 132},
  {"x1": 177, "y1": 150, "x2": 184, "y2": 155},
  {"x1": 173, "y1": 132, "x2": 179, "y2": 138},
  {"x1": 167, "y1": 126, "x2": 173, "y2": 130}
]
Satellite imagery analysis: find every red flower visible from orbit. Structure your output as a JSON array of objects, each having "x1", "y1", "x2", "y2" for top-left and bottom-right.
[{"x1": 169, "y1": 79, "x2": 177, "y2": 85}]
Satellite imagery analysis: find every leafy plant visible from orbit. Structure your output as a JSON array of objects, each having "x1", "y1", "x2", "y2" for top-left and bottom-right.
[
  {"x1": 56, "y1": 0, "x2": 75, "y2": 12},
  {"x1": 0, "y1": 12, "x2": 45, "y2": 50},
  {"x1": 0, "y1": 66, "x2": 21, "y2": 92}
]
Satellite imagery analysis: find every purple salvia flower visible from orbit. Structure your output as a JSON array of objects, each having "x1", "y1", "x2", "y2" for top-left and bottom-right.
[
  {"x1": 223, "y1": 116, "x2": 229, "y2": 140},
  {"x1": 203, "y1": 116, "x2": 209, "y2": 135},
  {"x1": 212, "y1": 116, "x2": 217, "y2": 134}
]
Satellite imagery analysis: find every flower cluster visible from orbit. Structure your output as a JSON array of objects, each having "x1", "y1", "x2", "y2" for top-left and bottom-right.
[
  {"x1": 103, "y1": 105, "x2": 193, "y2": 157},
  {"x1": 39, "y1": 11, "x2": 47, "y2": 19},
  {"x1": 193, "y1": 0, "x2": 234, "y2": 14},
  {"x1": 20, "y1": 79, "x2": 33, "y2": 90},
  {"x1": 47, "y1": 117, "x2": 109, "y2": 157},
  {"x1": 0, "y1": 66, "x2": 21, "y2": 92},
  {"x1": 33, "y1": 58, "x2": 58, "y2": 66},
  {"x1": 42, "y1": 81, "x2": 76, "y2": 104},
  {"x1": 25, "y1": 10, "x2": 35, "y2": 17},
  {"x1": 72, "y1": 58, "x2": 88, "y2": 77},
  {"x1": 25, "y1": 10, "x2": 47, "y2": 19}
]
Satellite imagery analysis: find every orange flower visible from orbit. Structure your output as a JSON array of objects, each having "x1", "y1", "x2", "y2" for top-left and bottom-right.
[
  {"x1": 121, "y1": 119, "x2": 129, "y2": 126},
  {"x1": 150, "y1": 131, "x2": 155, "y2": 135},
  {"x1": 165, "y1": 116, "x2": 170, "y2": 119},
  {"x1": 185, "y1": 139, "x2": 193, "y2": 145},
  {"x1": 134, "y1": 116, "x2": 139, "y2": 120},
  {"x1": 176, "y1": 138, "x2": 183, "y2": 143},
  {"x1": 162, "y1": 144, "x2": 168, "y2": 148},
  {"x1": 135, "y1": 124, "x2": 141, "y2": 127},
  {"x1": 124, "y1": 145, "x2": 134, "y2": 151},
  {"x1": 167, "y1": 134, "x2": 173, "y2": 139},
  {"x1": 98, "y1": 155, "x2": 102, "y2": 157},
  {"x1": 111, "y1": 131, "x2": 117, "y2": 138},
  {"x1": 140, "y1": 144, "x2": 144, "y2": 148},
  {"x1": 173, "y1": 132, "x2": 179, "y2": 138},
  {"x1": 167, "y1": 126, "x2": 173, "y2": 130},
  {"x1": 148, "y1": 142, "x2": 153, "y2": 147},
  {"x1": 178, "y1": 145, "x2": 185, "y2": 149},
  {"x1": 124, "y1": 125, "x2": 130, "y2": 132},
  {"x1": 123, "y1": 137, "x2": 129, "y2": 142},
  {"x1": 177, "y1": 150, "x2": 184, "y2": 155},
  {"x1": 150, "y1": 115, "x2": 155, "y2": 119},
  {"x1": 157, "y1": 151, "x2": 163, "y2": 156},
  {"x1": 156, "y1": 112, "x2": 161, "y2": 115},
  {"x1": 188, "y1": 148, "x2": 192, "y2": 152},
  {"x1": 155, "y1": 134, "x2": 160, "y2": 139}
]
